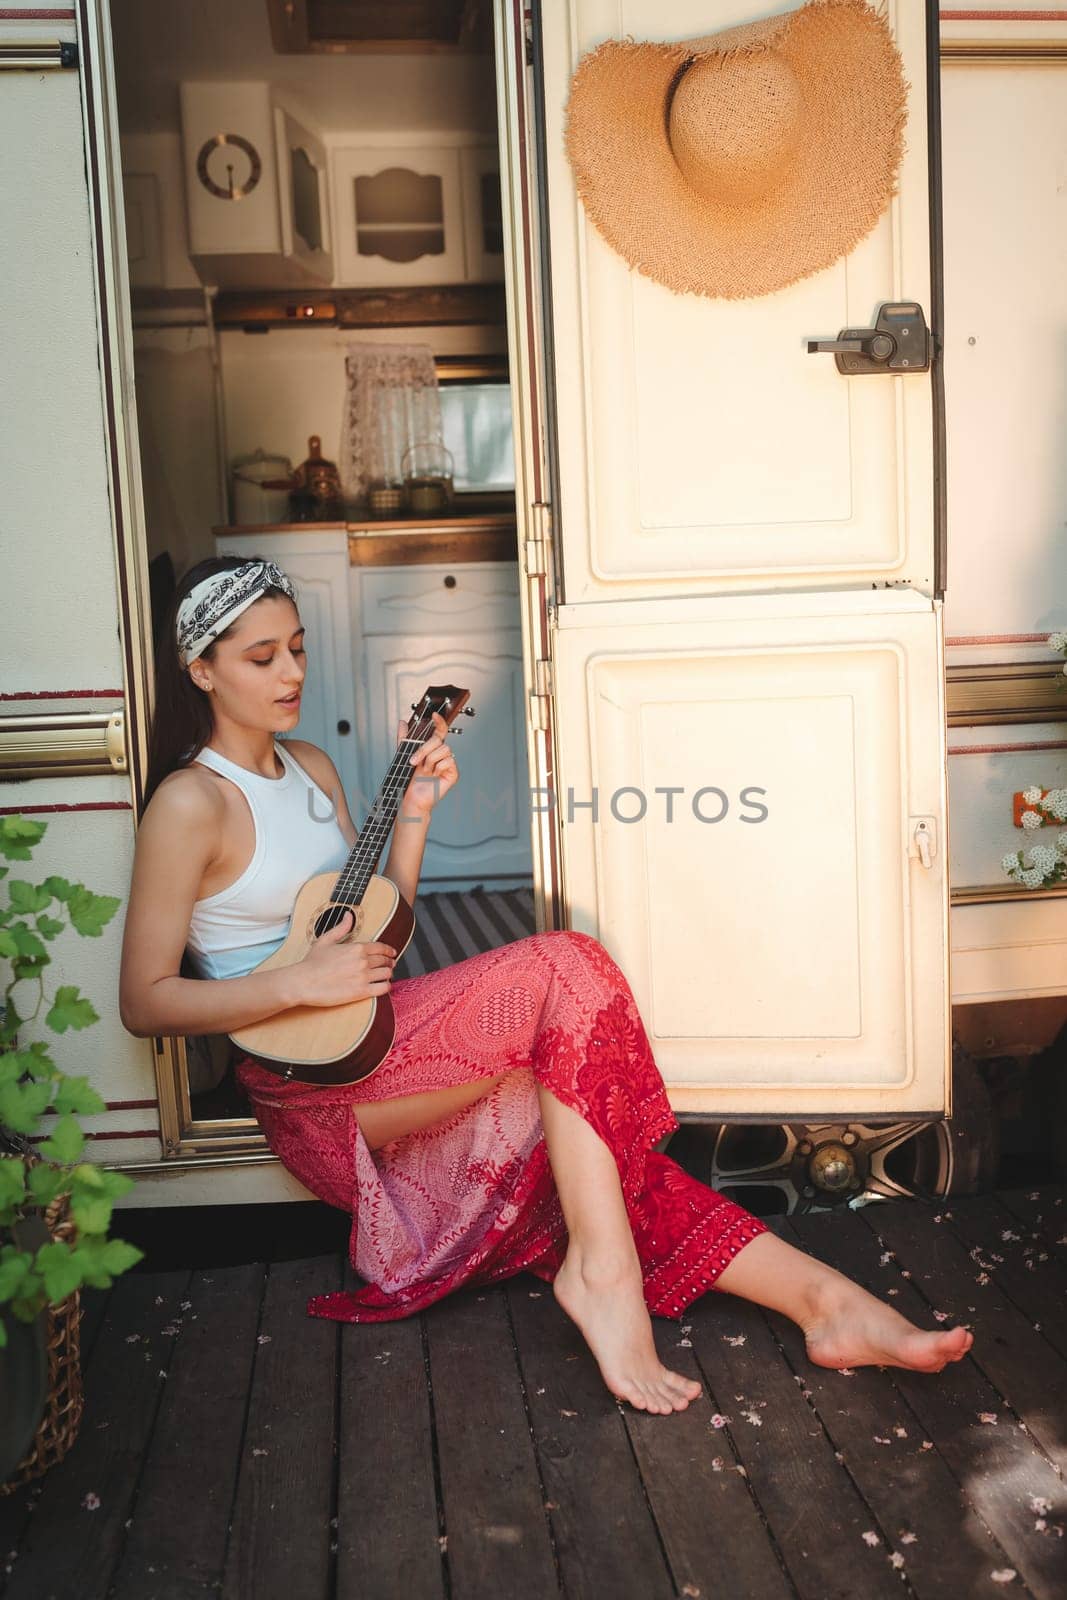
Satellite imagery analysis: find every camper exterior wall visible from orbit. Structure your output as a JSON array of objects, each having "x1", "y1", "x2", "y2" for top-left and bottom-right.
[{"x1": 1, "y1": 2, "x2": 1065, "y2": 1202}]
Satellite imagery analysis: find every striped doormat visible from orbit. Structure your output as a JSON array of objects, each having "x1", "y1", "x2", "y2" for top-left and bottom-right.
[{"x1": 395, "y1": 886, "x2": 537, "y2": 977}]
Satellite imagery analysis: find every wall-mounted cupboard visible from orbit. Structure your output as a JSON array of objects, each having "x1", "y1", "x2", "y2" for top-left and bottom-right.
[{"x1": 331, "y1": 142, "x2": 503, "y2": 286}]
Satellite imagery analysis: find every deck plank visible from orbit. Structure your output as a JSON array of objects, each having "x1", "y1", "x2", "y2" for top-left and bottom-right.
[
  {"x1": 426, "y1": 1287, "x2": 559, "y2": 1598},
  {"x1": 793, "y1": 1207, "x2": 1067, "y2": 1599},
  {"x1": 623, "y1": 1315, "x2": 796, "y2": 1600},
  {"x1": 687, "y1": 1277, "x2": 903, "y2": 1600},
  {"x1": 3, "y1": 1269, "x2": 192, "y2": 1600},
  {"x1": 109, "y1": 1263, "x2": 266, "y2": 1600},
  {"x1": 866, "y1": 1199, "x2": 1067, "y2": 1475},
  {"x1": 775, "y1": 1213, "x2": 1023, "y2": 1599},
  {"x1": 505, "y1": 1276, "x2": 675, "y2": 1600},
  {"x1": 222, "y1": 1256, "x2": 342, "y2": 1600},
  {"x1": 941, "y1": 1195, "x2": 1067, "y2": 1363},
  {"x1": 335, "y1": 1274, "x2": 445, "y2": 1600},
  {"x1": 996, "y1": 1187, "x2": 1067, "y2": 1264}
]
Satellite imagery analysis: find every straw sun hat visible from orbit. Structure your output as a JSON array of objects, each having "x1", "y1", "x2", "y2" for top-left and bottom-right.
[{"x1": 564, "y1": 0, "x2": 910, "y2": 300}]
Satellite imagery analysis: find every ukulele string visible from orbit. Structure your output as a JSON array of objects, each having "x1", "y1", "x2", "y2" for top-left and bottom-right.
[{"x1": 316, "y1": 701, "x2": 445, "y2": 936}]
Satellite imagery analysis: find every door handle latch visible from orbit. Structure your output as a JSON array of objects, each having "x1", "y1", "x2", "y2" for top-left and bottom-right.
[
  {"x1": 910, "y1": 816, "x2": 938, "y2": 869},
  {"x1": 807, "y1": 302, "x2": 930, "y2": 374}
]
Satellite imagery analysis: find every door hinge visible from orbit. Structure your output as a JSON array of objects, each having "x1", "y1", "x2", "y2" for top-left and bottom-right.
[
  {"x1": 524, "y1": 501, "x2": 551, "y2": 578},
  {"x1": 530, "y1": 657, "x2": 552, "y2": 733}
]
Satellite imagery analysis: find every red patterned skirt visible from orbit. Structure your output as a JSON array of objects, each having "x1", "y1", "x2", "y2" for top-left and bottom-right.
[{"x1": 235, "y1": 929, "x2": 769, "y2": 1324}]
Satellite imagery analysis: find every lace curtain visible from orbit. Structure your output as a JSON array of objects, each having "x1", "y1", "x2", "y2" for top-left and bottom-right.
[{"x1": 339, "y1": 341, "x2": 444, "y2": 503}]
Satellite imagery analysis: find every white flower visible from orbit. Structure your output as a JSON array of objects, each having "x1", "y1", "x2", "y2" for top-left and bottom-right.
[
  {"x1": 1021, "y1": 809, "x2": 1043, "y2": 830},
  {"x1": 1020, "y1": 868, "x2": 1044, "y2": 888},
  {"x1": 1023, "y1": 785, "x2": 1043, "y2": 804},
  {"x1": 1046, "y1": 789, "x2": 1067, "y2": 820},
  {"x1": 1048, "y1": 630, "x2": 1067, "y2": 653},
  {"x1": 1029, "y1": 845, "x2": 1056, "y2": 872},
  {"x1": 1057, "y1": 834, "x2": 1067, "y2": 856},
  {"x1": 1002, "y1": 852, "x2": 1020, "y2": 873}
]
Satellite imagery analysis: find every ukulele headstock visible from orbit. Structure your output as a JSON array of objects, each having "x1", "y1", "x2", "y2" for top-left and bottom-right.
[{"x1": 407, "y1": 684, "x2": 472, "y2": 739}]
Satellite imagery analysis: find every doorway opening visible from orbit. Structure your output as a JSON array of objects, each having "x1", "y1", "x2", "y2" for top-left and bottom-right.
[{"x1": 109, "y1": 0, "x2": 552, "y2": 1148}]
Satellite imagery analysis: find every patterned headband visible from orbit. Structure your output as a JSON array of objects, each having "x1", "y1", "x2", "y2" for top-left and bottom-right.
[{"x1": 176, "y1": 560, "x2": 297, "y2": 667}]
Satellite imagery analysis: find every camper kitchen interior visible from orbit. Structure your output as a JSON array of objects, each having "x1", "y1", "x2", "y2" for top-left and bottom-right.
[{"x1": 112, "y1": 0, "x2": 535, "y2": 1128}]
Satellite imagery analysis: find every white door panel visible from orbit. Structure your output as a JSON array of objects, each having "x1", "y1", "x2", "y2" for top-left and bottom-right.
[
  {"x1": 553, "y1": 592, "x2": 950, "y2": 1116},
  {"x1": 542, "y1": 0, "x2": 936, "y2": 598}
]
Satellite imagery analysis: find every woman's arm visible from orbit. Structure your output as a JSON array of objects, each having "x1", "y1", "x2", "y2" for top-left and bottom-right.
[{"x1": 118, "y1": 776, "x2": 307, "y2": 1038}]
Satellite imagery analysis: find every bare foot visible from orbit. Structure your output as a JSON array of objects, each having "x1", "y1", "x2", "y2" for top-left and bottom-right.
[
  {"x1": 801, "y1": 1270, "x2": 975, "y2": 1374},
  {"x1": 553, "y1": 1251, "x2": 703, "y2": 1414}
]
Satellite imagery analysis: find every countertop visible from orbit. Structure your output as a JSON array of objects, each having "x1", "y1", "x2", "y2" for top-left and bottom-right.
[{"x1": 213, "y1": 512, "x2": 518, "y2": 565}]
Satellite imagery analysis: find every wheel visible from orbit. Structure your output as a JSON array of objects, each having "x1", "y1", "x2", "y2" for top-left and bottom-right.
[{"x1": 664, "y1": 1042, "x2": 1000, "y2": 1214}]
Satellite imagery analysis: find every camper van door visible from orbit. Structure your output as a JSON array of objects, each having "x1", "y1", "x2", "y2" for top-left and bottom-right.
[{"x1": 534, "y1": 0, "x2": 950, "y2": 1119}]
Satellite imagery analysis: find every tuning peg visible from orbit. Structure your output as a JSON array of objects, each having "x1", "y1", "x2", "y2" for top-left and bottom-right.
[
  {"x1": 463, "y1": 705, "x2": 476, "y2": 717},
  {"x1": 410, "y1": 702, "x2": 418, "y2": 710},
  {"x1": 452, "y1": 726, "x2": 463, "y2": 735}
]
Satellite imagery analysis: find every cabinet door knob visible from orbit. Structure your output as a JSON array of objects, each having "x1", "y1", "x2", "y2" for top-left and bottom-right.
[
  {"x1": 337, "y1": 719, "x2": 351, "y2": 735},
  {"x1": 443, "y1": 574, "x2": 457, "y2": 588}
]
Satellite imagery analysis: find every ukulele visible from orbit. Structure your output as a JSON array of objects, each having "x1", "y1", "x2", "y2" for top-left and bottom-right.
[{"x1": 229, "y1": 683, "x2": 472, "y2": 1086}]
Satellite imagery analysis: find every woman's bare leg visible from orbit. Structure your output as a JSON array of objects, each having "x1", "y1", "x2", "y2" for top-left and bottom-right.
[
  {"x1": 538, "y1": 1086, "x2": 974, "y2": 1410},
  {"x1": 713, "y1": 1231, "x2": 974, "y2": 1372},
  {"x1": 354, "y1": 1074, "x2": 507, "y2": 1150},
  {"x1": 537, "y1": 1084, "x2": 702, "y2": 1414},
  {"x1": 357, "y1": 1072, "x2": 973, "y2": 1408}
]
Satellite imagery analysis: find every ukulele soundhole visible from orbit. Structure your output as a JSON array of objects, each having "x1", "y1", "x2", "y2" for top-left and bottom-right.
[{"x1": 311, "y1": 902, "x2": 362, "y2": 941}]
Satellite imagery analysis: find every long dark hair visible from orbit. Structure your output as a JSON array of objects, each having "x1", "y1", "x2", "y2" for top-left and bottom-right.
[{"x1": 143, "y1": 554, "x2": 296, "y2": 810}]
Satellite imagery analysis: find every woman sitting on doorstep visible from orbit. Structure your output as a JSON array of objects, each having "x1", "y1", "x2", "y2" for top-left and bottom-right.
[{"x1": 119, "y1": 557, "x2": 974, "y2": 1416}]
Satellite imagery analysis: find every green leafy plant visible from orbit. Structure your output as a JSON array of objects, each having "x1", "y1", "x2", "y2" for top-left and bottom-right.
[{"x1": 0, "y1": 816, "x2": 143, "y2": 1346}]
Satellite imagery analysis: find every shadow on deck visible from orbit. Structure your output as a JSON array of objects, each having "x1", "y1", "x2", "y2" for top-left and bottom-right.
[{"x1": 2, "y1": 1186, "x2": 1065, "y2": 1599}]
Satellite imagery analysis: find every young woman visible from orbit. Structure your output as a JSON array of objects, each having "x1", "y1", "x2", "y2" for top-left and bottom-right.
[{"x1": 120, "y1": 555, "x2": 974, "y2": 1416}]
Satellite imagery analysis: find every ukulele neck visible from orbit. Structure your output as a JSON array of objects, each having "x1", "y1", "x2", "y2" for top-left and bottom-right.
[{"x1": 331, "y1": 736, "x2": 426, "y2": 906}]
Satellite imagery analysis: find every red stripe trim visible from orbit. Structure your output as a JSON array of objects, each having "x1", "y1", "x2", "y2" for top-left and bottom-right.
[
  {"x1": 951, "y1": 739, "x2": 1067, "y2": 753},
  {"x1": 941, "y1": 10, "x2": 1067, "y2": 19},
  {"x1": 105, "y1": 1098, "x2": 159, "y2": 1111},
  {"x1": 0, "y1": 802, "x2": 132, "y2": 815},
  {"x1": 0, "y1": 689, "x2": 125, "y2": 700}
]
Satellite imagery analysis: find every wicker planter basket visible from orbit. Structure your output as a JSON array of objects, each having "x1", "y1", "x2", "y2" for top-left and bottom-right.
[{"x1": 0, "y1": 1188, "x2": 84, "y2": 1495}]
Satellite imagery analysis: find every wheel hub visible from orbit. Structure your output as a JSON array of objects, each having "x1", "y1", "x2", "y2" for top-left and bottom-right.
[{"x1": 807, "y1": 1140, "x2": 859, "y2": 1194}]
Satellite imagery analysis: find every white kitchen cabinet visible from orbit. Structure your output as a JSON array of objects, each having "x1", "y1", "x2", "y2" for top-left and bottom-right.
[
  {"x1": 353, "y1": 560, "x2": 532, "y2": 886},
  {"x1": 459, "y1": 146, "x2": 505, "y2": 283},
  {"x1": 331, "y1": 142, "x2": 504, "y2": 286},
  {"x1": 331, "y1": 145, "x2": 466, "y2": 286},
  {"x1": 122, "y1": 173, "x2": 164, "y2": 286},
  {"x1": 362, "y1": 629, "x2": 532, "y2": 883},
  {"x1": 179, "y1": 82, "x2": 333, "y2": 287}
]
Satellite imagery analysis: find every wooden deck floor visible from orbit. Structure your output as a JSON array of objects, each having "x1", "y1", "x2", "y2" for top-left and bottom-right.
[{"x1": 2, "y1": 1186, "x2": 1066, "y2": 1600}]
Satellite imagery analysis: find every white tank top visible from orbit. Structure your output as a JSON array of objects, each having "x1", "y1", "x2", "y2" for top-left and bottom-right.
[{"x1": 184, "y1": 739, "x2": 351, "y2": 981}]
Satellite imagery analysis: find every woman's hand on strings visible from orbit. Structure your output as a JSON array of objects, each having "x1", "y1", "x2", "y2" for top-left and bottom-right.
[
  {"x1": 292, "y1": 910, "x2": 396, "y2": 1007},
  {"x1": 398, "y1": 710, "x2": 459, "y2": 818}
]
